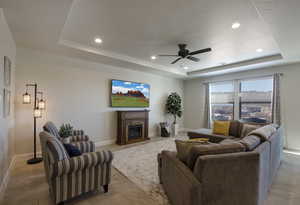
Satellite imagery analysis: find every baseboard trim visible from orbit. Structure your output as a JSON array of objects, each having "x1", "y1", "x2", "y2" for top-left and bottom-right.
[
  {"x1": 283, "y1": 149, "x2": 300, "y2": 156},
  {"x1": 94, "y1": 139, "x2": 115, "y2": 147},
  {"x1": 0, "y1": 155, "x2": 16, "y2": 203}
]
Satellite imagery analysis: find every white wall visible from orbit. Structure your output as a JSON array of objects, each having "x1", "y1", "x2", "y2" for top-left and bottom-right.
[
  {"x1": 0, "y1": 9, "x2": 16, "y2": 192},
  {"x1": 15, "y1": 47, "x2": 184, "y2": 154},
  {"x1": 184, "y1": 63, "x2": 300, "y2": 151}
]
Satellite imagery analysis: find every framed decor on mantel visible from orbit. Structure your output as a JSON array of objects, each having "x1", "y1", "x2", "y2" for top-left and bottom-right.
[{"x1": 4, "y1": 56, "x2": 11, "y2": 87}]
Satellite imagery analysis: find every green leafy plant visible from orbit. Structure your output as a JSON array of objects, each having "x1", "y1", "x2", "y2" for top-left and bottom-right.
[
  {"x1": 59, "y1": 123, "x2": 73, "y2": 138},
  {"x1": 166, "y1": 92, "x2": 182, "y2": 124}
]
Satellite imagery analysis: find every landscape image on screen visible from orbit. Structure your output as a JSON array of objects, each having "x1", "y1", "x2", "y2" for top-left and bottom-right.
[{"x1": 111, "y1": 80, "x2": 150, "y2": 107}]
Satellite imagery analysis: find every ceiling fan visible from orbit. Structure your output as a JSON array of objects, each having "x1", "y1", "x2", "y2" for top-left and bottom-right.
[{"x1": 158, "y1": 44, "x2": 212, "y2": 64}]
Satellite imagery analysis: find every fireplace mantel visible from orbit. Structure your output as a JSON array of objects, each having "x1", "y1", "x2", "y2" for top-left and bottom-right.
[{"x1": 116, "y1": 110, "x2": 150, "y2": 145}]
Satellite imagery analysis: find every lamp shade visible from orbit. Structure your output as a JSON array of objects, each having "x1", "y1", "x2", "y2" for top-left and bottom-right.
[
  {"x1": 23, "y1": 92, "x2": 31, "y2": 104},
  {"x1": 38, "y1": 99, "x2": 46, "y2": 110},
  {"x1": 33, "y1": 108, "x2": 42, "y2": 118}
]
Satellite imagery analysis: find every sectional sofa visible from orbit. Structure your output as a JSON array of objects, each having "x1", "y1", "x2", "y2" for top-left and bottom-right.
[{"x1": 158, "y1": 121, "x2": 283, "y2": 205}]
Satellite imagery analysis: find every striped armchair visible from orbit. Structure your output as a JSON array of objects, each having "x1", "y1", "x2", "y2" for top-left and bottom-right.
[{"x1": 39, "y1": 131, "x2": 113, "y2": 204}]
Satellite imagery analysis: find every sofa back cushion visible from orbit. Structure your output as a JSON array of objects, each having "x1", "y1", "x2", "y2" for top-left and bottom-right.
[
  {"x1": 240, "y1": 124, "x2": 261, "y2": 138},
  {"x1": 229, "y1": 120, "x2": 241, "y2": 138},
  {"x1": 212, "y1": 121, "x2": 230, "y2": 136},
  {"x1": 175, "y1": 140, "x2": 246, "y2": 169},
  {"x1": 175, "y1": 140, "x2": 209, "y2": 164},
  {"x1": 248, "y1": 124, "x2": 277, "y2": 141},
  {"x1": 239, "y1": 135, "x2": 261, "y2": 151}
]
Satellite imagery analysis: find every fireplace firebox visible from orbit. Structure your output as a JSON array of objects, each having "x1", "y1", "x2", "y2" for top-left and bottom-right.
[{"x1": 116, "y1": 110, "x2": 150, "y2": 145}]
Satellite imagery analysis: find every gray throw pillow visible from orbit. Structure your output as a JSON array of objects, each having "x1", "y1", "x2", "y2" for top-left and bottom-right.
[{"x1": 239, "y1": 135, "x2": 261, "y2": 151}]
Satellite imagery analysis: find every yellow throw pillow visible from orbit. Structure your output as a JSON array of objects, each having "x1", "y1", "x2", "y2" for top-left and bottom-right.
[{"x1": 213, "y1": 121, "x2": 230, "y2": 136}]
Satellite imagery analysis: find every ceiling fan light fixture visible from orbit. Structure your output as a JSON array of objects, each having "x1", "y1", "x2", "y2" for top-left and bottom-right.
[
  {"x1": 94, "y1": 37, "x2": 103, "y2": 44},
  {"x1": 151, "y1": 55, "x2": 157, "y2": 60},
  {"x1": 232, "y1": 22, "x2": 241, "y2": 29},
  {"x1": 183, "y1": 66, "x2": 189, "y2": 70}
]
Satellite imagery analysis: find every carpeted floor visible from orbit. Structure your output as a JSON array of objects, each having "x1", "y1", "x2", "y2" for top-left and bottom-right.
[{"x1": 112, "y1": 136, "x2": 187, "y2": 205}]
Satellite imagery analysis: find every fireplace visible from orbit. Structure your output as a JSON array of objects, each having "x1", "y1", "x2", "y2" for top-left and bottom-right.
[
  {"x1": 127, "y1": 124, "x2": 143, "y2": 140},
  {"x1": 116, "y1": 110, "x2": 149, "y2": 145}
]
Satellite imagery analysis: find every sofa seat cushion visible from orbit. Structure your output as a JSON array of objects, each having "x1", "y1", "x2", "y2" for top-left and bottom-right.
[
  {"x1": 248, "y1": 124, "x2": 277, "y2": 141},
  {"x1": 188, "y1": 128, "x2": 235, "y2": 143},
  {"x1": 239, "y1": 135, "x2": 261, "y2": 151}
]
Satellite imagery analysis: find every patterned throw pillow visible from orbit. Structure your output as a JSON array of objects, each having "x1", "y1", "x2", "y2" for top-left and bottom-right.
[{"x1": 213, "y1": 121, "x2": 230, "y2": 136}]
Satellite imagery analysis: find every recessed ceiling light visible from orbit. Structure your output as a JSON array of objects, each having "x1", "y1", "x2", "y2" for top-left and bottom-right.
[
  {"x1": 151, "y1": 55, "x2": 157, "y2": 60},
  {"x1": 256, "y1": 48, "x2": 263, "y2": 53},
  {"x1": 232, "y1": 22, "x2": 240, "y2": 29},
  {"x1": 183, "y1": 66, "x2": 189, "y2": 70},
  {"x1": 94, "y1": 37, "x2": 102, "y2": 44}
]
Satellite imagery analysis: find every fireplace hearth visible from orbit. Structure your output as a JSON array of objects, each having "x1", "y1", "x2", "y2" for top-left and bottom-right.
[{"x1": 116, "y1": 110, "x2": 150, "y2": 145}]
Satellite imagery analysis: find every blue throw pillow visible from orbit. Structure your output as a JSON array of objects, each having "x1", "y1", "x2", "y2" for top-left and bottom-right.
[{"x1": 63, "y1": 144, "x2": 81, "y2": 157}]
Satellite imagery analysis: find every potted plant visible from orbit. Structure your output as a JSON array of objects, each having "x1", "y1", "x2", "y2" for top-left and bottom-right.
[
  {"x1": 59, "y1": 123, "x2": 73, "y2": 144},
  {"x1": 166, "y1": 92, "x2": 182, "y2": 136}
]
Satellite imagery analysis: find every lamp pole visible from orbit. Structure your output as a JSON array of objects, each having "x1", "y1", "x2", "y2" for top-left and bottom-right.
[{"x1": 23, "y1": 83, "x2": 44, "y2": 164}]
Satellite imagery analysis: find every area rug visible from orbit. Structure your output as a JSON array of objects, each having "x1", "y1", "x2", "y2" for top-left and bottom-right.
[{"x1": 112, "y1": 136, "x2": 187, "y2": 205}]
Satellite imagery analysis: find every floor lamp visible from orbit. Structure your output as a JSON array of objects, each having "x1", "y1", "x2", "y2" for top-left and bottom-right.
[{"x1": 23, "y1": 83, "x2": 46, "y2": 164}]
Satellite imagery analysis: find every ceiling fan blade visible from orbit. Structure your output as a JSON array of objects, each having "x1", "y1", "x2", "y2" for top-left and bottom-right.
[
  {"x1": 158, "y1": 54, "x2": 179, "y2": 57},
  {"x1": 171, "y1": 58, "x2": 182, "y2": 64},
  {"x1": 189, "y1": 48, "x2": 212, "y2": 56},
  {"x1": 187, "y1": 56, "x2": 200, "y2": 62}
]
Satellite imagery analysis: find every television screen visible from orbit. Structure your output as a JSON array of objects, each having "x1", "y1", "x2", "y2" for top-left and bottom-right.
[{"x1": 111, "y1": 80, "x2": 150, "y2": 107}]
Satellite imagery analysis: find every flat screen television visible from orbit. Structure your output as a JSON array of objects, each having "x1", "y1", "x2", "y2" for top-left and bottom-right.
[{"x1": 111, "y1": 79, "x2": 150, "y2": 107}]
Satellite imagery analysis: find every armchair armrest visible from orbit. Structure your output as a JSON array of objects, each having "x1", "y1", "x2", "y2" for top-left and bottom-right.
[
  {"x1": 71, "y1": 141, "x2": 95, "y2": 153},
  {"x1": 50, "y1": 150, "x2": 113, "y2": 177}
]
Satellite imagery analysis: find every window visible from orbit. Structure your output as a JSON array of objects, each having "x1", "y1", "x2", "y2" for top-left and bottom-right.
[
  {"x1": 209, "y1": 76, "x2": 273, "y2": 123},
  {"x1": 239, "y1": 77, "x2": 273, "y2": 123},
  {"x1": 210, "y1": 81, "x2": 234, "y2": 121}
]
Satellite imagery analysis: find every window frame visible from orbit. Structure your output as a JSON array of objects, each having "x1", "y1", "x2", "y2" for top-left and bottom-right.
[{"x1": 209, "y1": 76, "x2": 274, "y2": 123}]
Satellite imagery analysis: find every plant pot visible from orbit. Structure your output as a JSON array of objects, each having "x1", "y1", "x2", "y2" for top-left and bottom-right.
[
  {"x1": 61, "y1": 137, "x2": 70, "y2": 144},
  {"x1": 172, "y1": 123, "x2": 179, "y2": 137}
]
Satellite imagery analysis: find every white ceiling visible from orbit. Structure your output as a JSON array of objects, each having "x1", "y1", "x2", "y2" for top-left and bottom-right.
[{"x1": 1, "y1": 0, "x2": 300, "y2": 78}]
